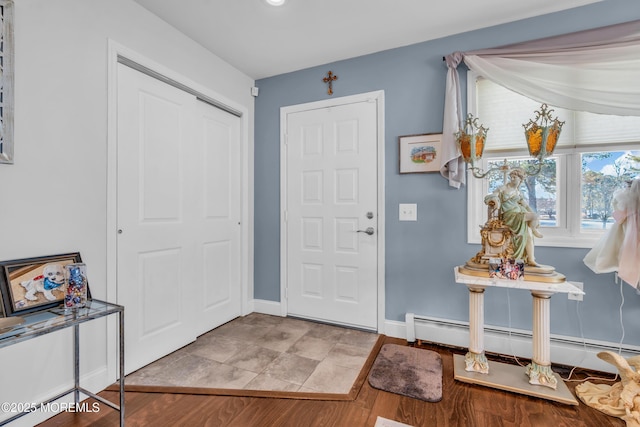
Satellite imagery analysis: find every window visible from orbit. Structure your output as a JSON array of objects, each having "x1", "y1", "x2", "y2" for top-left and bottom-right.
[{"x1": 467, "y1": 74, "x2": 640, "y2": 248}]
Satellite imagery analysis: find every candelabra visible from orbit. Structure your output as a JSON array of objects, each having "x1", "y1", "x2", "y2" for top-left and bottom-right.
[{"x1": 456, "y1": 104, "x2": 564, "y2": 179}]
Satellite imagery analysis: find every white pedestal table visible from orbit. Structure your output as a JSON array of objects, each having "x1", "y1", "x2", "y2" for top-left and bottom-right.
[{"x1": 453, "y1": 267, "x2": 584, "y2": 405}]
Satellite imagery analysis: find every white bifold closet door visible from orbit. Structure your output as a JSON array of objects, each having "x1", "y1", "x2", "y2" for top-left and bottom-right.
[{"x1": 116, "y1": 63, "x2": 242, "y2": 373}]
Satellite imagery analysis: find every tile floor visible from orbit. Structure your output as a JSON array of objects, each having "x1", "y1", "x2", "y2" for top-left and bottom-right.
[{"x1": 126, "y1": 313, "x2": 380, "y2": 394}]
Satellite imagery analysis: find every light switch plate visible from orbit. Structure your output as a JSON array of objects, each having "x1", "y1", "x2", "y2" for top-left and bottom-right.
[{"x1": 399, "y1": 203, "x2": 417, "y2": 221}]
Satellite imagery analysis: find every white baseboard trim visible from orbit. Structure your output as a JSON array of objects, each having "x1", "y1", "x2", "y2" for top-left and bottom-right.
[
  {"x1": 386, "y1": 316, "x2": 640, "y2": 374},
  {"x1": 247, "y1": 303, "x2": 636, "y2": 374},
  {"x1": 251, "y1": 299, "x2": 283, "y2": 317}
]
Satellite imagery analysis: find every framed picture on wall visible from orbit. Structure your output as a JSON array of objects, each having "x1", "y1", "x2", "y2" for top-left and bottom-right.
[
  {"x1": 399, "y1": 133, "x2": 442, "y2": 174},
  {"x1": 0, "y1": 252, "x2": 86, "y2": 316},
  {"x1": 0, "y1": 0, "x2": 15, "y2": 164}
]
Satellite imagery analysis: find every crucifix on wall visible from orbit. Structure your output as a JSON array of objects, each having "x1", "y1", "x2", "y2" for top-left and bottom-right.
[{"x1": 322, "y1": 71, "x2": 338, "y2": 95}]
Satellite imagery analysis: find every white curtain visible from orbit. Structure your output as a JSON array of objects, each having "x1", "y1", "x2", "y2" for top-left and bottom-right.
[
  {"x1": 440, "y1": 19, "x2": 640, "y2": 188},
  {"x1": 441, "y1": 53, "x2": 465, "y2": 189}
]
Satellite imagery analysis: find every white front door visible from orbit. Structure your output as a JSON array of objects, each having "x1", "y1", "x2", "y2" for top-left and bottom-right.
[
  {"x1": 116, "y1": 63, "x2": 242, "y2": 373},
  {"x1": 283, "y1": 96, "x2": 380, "y2": 330}
]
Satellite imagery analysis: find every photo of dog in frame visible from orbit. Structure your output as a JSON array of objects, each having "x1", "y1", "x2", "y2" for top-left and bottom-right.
[{"x1": 0, "y1": 253, "x2": 87, "y2": 316}]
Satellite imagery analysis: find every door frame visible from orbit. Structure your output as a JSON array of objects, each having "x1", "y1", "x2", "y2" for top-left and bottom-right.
[
  {"x1": 105, "y1": 40, "x2": 253, "y2": 377},
  {"x1": 280, "y1": 91, "x2": 386, "y2": 333}
]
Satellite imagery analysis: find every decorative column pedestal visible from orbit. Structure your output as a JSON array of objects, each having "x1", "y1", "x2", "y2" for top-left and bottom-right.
[
  {"x1": 453, "y1": 267, "x2": 583, "y2": 405},
  {"x1": 526, "y1": 290, "x2": 557, "y2": 389},
  {"x1": 465, "y1": 286, "x2": 489, "y2": 374}
]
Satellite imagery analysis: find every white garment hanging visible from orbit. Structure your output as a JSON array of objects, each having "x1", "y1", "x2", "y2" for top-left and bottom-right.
[{"x1": 584, "y1": 179, "x2": 640, "y2": 288}]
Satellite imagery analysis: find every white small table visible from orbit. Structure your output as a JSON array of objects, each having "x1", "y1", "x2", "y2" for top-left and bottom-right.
[{"x1": 454, "y1": 267, "x2": 583, "y2": 405}]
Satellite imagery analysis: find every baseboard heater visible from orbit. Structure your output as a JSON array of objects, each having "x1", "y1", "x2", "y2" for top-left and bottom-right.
[{"x1": 405, "y1": 312, "x2": 640, "y2": 373}]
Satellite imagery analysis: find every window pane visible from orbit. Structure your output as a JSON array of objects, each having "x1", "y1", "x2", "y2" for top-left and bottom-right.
[
  {"x1": 581, "y1": 150, "x2": 640, "y2": 230},
  {"x1": 472, "y1": 74, "x2": 640, "y2": 248},
  {"x1": 487, "y1": 158, "x2": 558, "y2": 227}
]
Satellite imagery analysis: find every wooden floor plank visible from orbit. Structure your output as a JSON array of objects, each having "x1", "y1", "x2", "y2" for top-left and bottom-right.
[{"x1": 37, "y1": 337, "x2": 625, "y2": 427}]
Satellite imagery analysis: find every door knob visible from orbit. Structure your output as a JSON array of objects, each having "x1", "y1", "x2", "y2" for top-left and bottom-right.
[{"x1": 357, "y1": 227, "x2": 375, "y2": 235}]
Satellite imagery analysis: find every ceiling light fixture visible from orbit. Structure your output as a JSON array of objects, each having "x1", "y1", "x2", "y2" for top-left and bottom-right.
[{"x1": 264, "y1": 0, "x2": 286, "y2": 6}]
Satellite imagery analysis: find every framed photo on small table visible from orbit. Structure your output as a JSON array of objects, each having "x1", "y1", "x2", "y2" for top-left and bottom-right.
[{"x1": 0, "y1": 252, "x2": 87, "y2": 316}]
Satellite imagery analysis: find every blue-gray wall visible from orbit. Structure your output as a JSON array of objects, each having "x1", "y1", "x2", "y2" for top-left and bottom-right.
[{"x1": 254, "y1": 0, "x2": 640, "y2": 346}]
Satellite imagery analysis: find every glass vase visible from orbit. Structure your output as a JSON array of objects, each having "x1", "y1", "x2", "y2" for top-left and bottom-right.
[{"x1": 64, "y1": 263, "x2": 88, "y2": 309}]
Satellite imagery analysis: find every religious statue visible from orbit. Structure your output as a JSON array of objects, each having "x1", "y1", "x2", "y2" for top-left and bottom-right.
[
  {"x1": 484, "y1": 167, "x2": 543, "y2": 266},
  {"x1": 583, "y1": 178, "x2": 640, "y2": 288},
  {"x1": 576, "y1": 351, "x2": 640, "y2": 427},
  {"x1": 456, "y1": 104, "x2": 565, "y2": 282},
  {"x1": 459, "y1": 165, "x2": 564, "y2": 282}
]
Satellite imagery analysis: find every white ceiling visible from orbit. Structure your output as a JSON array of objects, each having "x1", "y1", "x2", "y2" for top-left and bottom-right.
[{"x1": 133, "y1": 0, "x2": 601, "y2": 80}]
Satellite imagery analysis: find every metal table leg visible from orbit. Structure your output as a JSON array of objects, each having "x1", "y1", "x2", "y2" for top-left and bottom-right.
[
  {"x1": 74, "y1": 323, "x2": 80, "y2": 405},
  {"x1": 119, "y1": 309, "x2": 125, "y2": 426}
]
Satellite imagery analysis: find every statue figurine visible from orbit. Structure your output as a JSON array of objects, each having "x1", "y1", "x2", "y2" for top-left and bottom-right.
[
  {"x1": 460, "y1": 166, "x2": 563, "y2": 281},
  {"x1": 576, "y1": 351, "x2": 640, "y2": 427},
  {"x1": 484, "y1": 167, "x2": 543, "y2": 266}
]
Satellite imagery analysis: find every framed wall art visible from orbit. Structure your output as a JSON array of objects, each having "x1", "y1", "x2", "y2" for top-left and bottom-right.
[
  {"x1": 399, "y1": 133, "x2": 442, "y2": 174},
  {"x1": 0, "y1": 252, "x2": 87, "y2": 316},
  {"x1": 0, "y1": 0, "x2": 14, "y2": 164}
]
